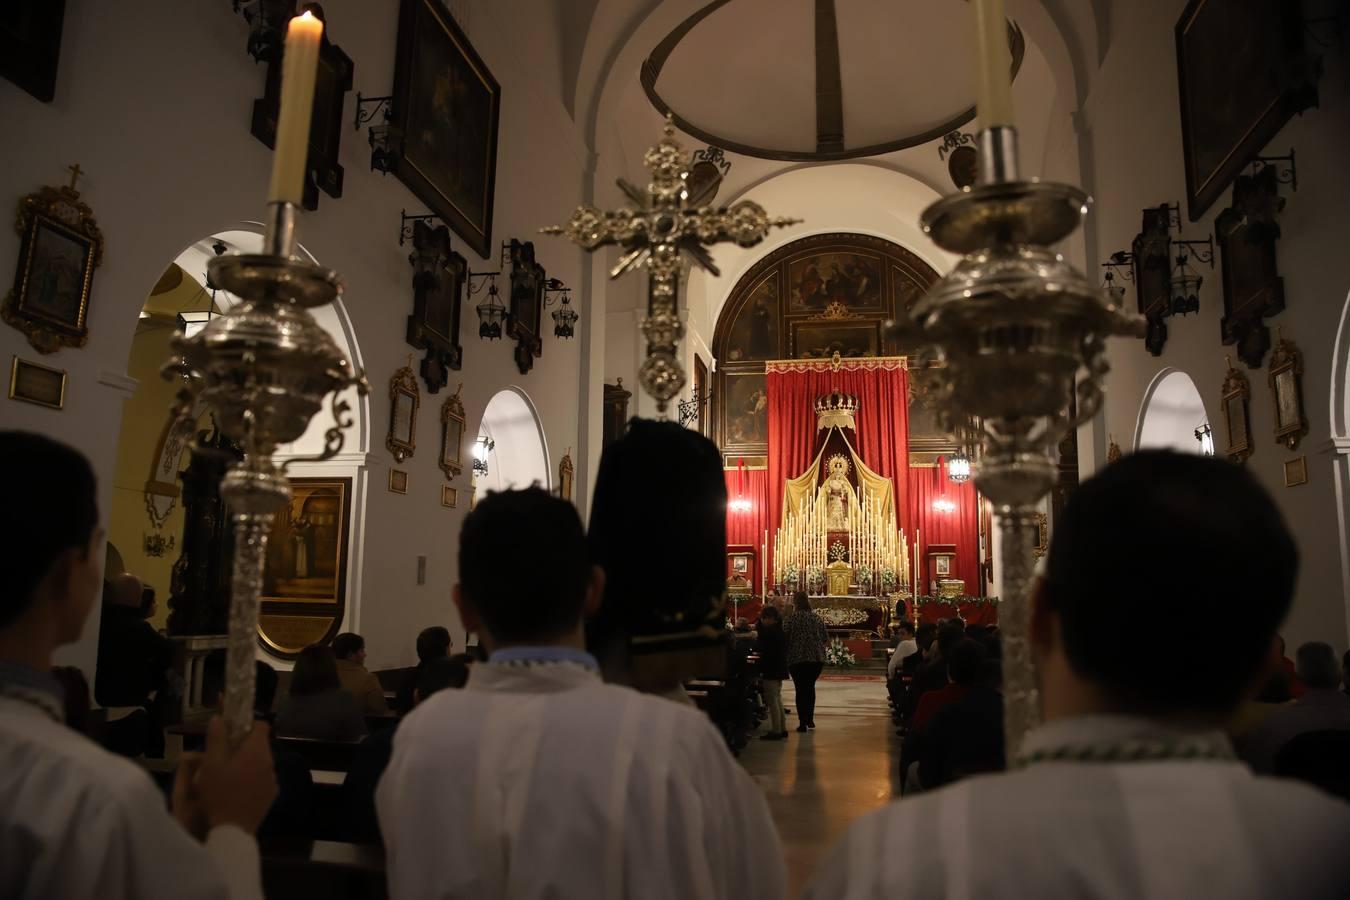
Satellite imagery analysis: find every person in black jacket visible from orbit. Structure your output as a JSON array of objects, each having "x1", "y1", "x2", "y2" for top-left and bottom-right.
[{"x1": 755, "y1": 606, "x2": 789, "y2": 740}]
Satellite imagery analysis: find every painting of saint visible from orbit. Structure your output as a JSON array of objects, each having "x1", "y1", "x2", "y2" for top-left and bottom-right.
[
  {"x1": 793, "y1": 322, "x2": 880, "y2": 359},
  {"x1": 24, "y1": 220, "x2": 91, "y2": 328},
  {"x1": 725, "y1": 274, "x2": 779, "y2": 361},
  {"x1": 263, "y1": 480, "x2": 350, "y2": 603},
  {"x1": 788, "y1": 252, "x2": 882, "y2": 312},
  {"x1": 724, "y1": 373, "x2": 768, "y2": 445}
]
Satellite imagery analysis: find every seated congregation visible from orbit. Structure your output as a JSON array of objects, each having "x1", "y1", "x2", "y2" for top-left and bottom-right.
[{"x1": 4, "y1": 429, "x2": 1350, "y2": 899}]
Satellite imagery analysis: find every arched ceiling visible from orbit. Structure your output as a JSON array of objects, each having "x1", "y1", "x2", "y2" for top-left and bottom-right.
[{"x1": 643, "y1": 0, "x2": 1025, "y2": 160}]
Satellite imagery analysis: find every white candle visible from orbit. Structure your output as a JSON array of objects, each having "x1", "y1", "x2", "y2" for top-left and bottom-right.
[
  {"x1": 268, "y1": 11, "x2": 324, "y2": 204},
  {"x1": 972, "y1": 0, "x2": 1015, "y2": 128}
]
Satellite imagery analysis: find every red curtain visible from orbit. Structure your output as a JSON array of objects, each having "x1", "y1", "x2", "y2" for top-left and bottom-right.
[
  {"x1": 765, "y1": 360, "x2": 910, "y2": 576},
  {"x1": 725, "y1": 467, "x2": 771, "y2": 592},
  {"x1": 909, "y1": 461, "x2": 980, "y2": 593}
]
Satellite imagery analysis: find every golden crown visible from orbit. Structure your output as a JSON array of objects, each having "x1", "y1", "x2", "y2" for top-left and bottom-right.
[{"x1": 814, "y1": 390, "x2": 859, "y2": 416}]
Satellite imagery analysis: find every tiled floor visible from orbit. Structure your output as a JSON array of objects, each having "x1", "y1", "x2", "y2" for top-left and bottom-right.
[{"x1": 739, "y1": 675, "x2": 901, "y2": 896}]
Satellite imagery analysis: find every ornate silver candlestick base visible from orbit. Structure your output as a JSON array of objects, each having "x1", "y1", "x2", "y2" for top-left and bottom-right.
[
  {"x1": 164, "y1": 202, "x2": 367, "y2": 749},
  {"x1": 897, "y1": 126, "x2": 1145, "y2": 753}
]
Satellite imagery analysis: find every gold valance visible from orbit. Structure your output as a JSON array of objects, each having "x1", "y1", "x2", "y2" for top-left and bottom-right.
[
  {"x1": 765, "y1": 355, "x2": 908, "y2": 374},
  {"x1": 781, "y1": 427, "x2": 895, "y2": 528}
]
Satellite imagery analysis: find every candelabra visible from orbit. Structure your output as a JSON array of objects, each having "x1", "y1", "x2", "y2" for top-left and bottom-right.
[
  {"x1": 162, "y1": 202, "x2": 368, "y2": 748},
  {"x1": 893, "y1": 126, "x2": 1145, "y2": 752}
]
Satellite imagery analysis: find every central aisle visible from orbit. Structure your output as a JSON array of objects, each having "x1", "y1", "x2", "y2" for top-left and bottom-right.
[{"x1": 737, "y1": 674, "x2": 902, "y2": 895}]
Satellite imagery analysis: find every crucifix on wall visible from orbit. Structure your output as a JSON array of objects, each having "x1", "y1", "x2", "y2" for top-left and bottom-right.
[{"x1": 543, "y1": 118, "x2": 800, "y2": 416}]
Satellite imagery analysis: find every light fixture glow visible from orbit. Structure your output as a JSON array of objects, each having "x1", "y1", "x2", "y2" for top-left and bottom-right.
[
  {"x1": 948, "y1": 452, "x2": 972, "y2": 483},
  {"x1": 933, "y1": 498, "x2": 957, "y2": 514},
  {"x1": 1194, "y1": 423, "x2": 1214, "y2": 457},
  {"x1": 472, "y1": 435, "x2": 495, "y2": 476},
  {"x1": 729, "y1": 497, "x2": 752, "y2": 513}
]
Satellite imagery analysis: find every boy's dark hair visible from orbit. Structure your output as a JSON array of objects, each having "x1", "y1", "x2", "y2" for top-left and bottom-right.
[
  {"x1": 897, "y1": 620, "x2": 916, "y2": 637},
  {"x1": 415, "y1": 626, "x2": 452, "y2": 663},
  {"x1": 915, "y1": 622, "x2": 938, "y2": 652},
  {"x1": 1296, "y1": 642, "x2": 1339, "y2": 690},
  {"x1": 586, "y1": 420, "x2": 727, "y2": 654},
  {"x1": 417, "y1": 655, "x2": 471, "y2": 698},
  {"x1": 332, "y1": 632, "x2": 365, "y2": 659},
  {"x1": 1044, "y1": 450, "x2": 1297, "y2": 717},
  {"x1": 947, "y1": 638, "x2": 986, "y2": 687},
  {"x1": 1, "y1": 432, "x2": 99, "y2": 629},
  {"x1": 936, "y1": 622, "x2": 965, "y2": 657},
  {"x1": 461, "y1": 488, "x2": 591, "y2": 644},
  {"x1": 290, "y1": 644, "x2": 341, "y2": 696}
]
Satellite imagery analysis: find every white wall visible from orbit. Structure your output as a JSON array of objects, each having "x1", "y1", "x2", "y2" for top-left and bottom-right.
[
  {"x1": 0, "y1": 0, "x2": 591, "y2": 671},
  {"x1": 1136, "y1": 369, "x2": 1209, "y2": 455},
  {"x1": 1080, "y1": 0, "x2": 1350, "y2": 646}
]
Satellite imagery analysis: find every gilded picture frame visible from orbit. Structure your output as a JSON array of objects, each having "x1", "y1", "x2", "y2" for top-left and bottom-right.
[
  {"x1": 388, "y1": 468, "x2": 409, "y2": 494},
  {"x1": 1283, "y1": 457, "x2": 1308, "y2": 488},
  {"x1": 1221, "y1": 358, "x2": 1253, "y2": 464},
  {"x1": 441, "y1": 484, "x2": 458, "y2": 508},
  {"x1": 439, "y1": 383, "x2": 465, "y2": 480},
  {"x1": 8, "y1": 355, "x2": 66, "y2": 409},
  {"x1": 3, "y1": 179, "x2": 103, "y2": 354},
  {"x1": 1268, "y1": 330, "x2": 1307, "y2": 451},
  {"x1": 387, "y1": 362, "x2": 420, "y2": 462}
]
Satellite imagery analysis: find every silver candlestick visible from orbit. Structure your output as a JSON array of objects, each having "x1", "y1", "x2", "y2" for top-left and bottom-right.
[
  {"x1": 895, "y1": 126, "x2": 1145, "y2": 753},
  {"x1": 163, "y1": 202, "x2": 368, "y2": 749}
]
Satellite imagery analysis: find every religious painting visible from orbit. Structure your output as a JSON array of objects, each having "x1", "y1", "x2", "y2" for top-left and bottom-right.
[
  {"x1": 935, "y1": 556, "x2": 951, "y2": 576},
  {"x1": 505, "y1": 239, "x2": 545, "y2": 375},
  {"x1": 3, "y1": 179, "x2": 102, "y2": 354},
  {"x1": 391, "y1": 0, "x2": 501, "y2": 258},
  {"x1": 263, "y1": 478, "x2": 351, "y2": 604},
  {"x1": 787, "y1": 251, "x2": 883, "y2": 313},
  {"x1": 387, "y1": 363, "x2": 419, "y2": 462},
  {"x1": 793, "y1": 322, "x2": 880, "y2": 360},
  {"x1": 1268, "y1": 332, "x2": 1307, "y2": 451},
  {"x1": 723, "y1": 273, "x2": 779, "y2": 362},
  {"x1": 8, "y1": 355, "x2": 65, "y2": 409},
  {"x1": 723, "y1": 372, "x2": 768, "y2": 446},
  {"x1": 1221, "y1": 359, "x2": 1252, "y2": 464},
  {"x1": 0, "y1": 0, "x2": 65, "y2": 102},
  {"x1": 407, "y1": 220, "x2": 466, "y2": 394},
  {"x1": 1175, "y1": 0, "x2": 1318, "y2": 220},
  {"x1": 439, "y1": 384, "x2": 465, "y2": 480},
  {"x1": 250, "y1": 3, "x2": 354, "y2": 209},
  {"x1": 1216, "y1": 167, "x2": 1285, "y2": 369}
]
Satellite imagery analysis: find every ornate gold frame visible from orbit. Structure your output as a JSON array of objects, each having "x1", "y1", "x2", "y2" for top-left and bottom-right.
[
  {"x1": 1221, "y1": 357, "x2": 1253, "y2": 464},
  {"x1": 558, "y1": 448, "x2": 574, "y2": 501},
  {"x1": 439, "y1": 383, "x2": 465, "y2": 480},
  {"x1": 1283, "y1": 456, "x2": 1308, "y2": 488},
  {"x1": 386, "y1": 360, "x2": 420, "y2": 462},
  {"x1": 441, "y1": 485, "x2": 458, "y2": 508},
  {"x1": 3, "y1": 174, "x2": 104, "y2": 354},
  {"x1": 388, "y1": 468, "x2": 409, "y2": 494},
  {"x1": 8, "y1": 355, "x2": 66, "y2": 409},
  {"x1": 1032, "y1": 513, "x2": 1049, "y2": 559},
  {"x1": 1268, "y1": 328, "x2": 1308, "y2": 451}
]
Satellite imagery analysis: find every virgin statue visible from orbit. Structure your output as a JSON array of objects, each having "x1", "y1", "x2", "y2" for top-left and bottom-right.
[{"x1": 823, "y1": 456, "x2": 851, "y2": 531}]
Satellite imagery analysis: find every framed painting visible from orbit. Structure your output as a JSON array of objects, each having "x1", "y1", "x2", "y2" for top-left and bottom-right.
[
  {"x1": 391, "y1": 0, "x2": 501, "y2": 258},
  {"x1": 787, "y1": 250, "x2": 883, "y2": 314},
  {"x1": 1216, "y1": 166, "x2": 1285, "y2": 369},
  {"x1": 1268, "y1": 331, "x2": 1307, "y2": 451},
  {"x1": 1283, "y1": 457, "x2": 1308, "y2": 488},
  {"x1": 439, "y1": 384, "x2": 465, "y2": 480},
  {"x1": 792, "y1": 321, "x2": 880, "y2": 359},
  {"x1": 3, "y1": 180, "x2": 102, "y2": 354},
  {"x1": 1175, "y1": 0, "x2": 1318, "y2": 220},
  {"x1": 441, "y1": 484, "x2": 458, "y2": 507},
  {"x1": 258, "y1": 477, "x2": 351, "y2": 657},
  {"x1": 723, "y1": 273, "x2": 779, "y2": 363},
  {"x1": 722, "y1": 371, "x2": 767, "y2": 448},
  {"x1": 250, "y1": 3, "x2": 353, "y2": 210},
  {"x1": 387, "y1": 362, "x2": 419, "y2": 462},
  {"x1": 388, "y1": 469, "x2": 409, "y2": 494},
  {"x1": 0, "y1": 0, "x2": 65, "y2": 102},
  {"x1": 1221, "y1": 359, "x2": 1253, "y2": 464},
  {"x1": 8, "y1": 355, "x2": 65, "y2": 409},
  {"x1": 505, "y1": 239, "x2": 544, "y2": 375},
  {"x1": 406, "y1": 219, "x2": 466, "y2": 393},
  {"x1": 558, "y1": 449, "x2": 574, "y2": 502}
]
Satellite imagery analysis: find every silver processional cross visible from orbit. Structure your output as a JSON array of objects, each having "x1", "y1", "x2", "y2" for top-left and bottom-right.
[{"x1": 543, "y1": 118, "x2": 799, "y2": 416}]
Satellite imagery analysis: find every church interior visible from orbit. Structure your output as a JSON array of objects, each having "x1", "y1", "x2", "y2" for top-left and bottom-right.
[{"x1": 4, "y1": 0, "x2": 1350, "y2": 897}]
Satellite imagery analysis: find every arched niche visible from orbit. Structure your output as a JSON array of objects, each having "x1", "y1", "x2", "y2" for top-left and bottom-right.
[
  {"x1": 709, "y1": 232, "x2": 940, "y2": 459},
  {"x1": 109, "y1": 227, "x2": 369, "y2": 663},
  {"x1": 1134, "y1": 369, "x2": 1210, "y2": 455},
  {"x1": 476, "y1": 388, "x2": 551, "y2": 495}
]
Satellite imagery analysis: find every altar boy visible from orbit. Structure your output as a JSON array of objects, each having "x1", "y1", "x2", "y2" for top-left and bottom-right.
[{"x1": 377, "y1": 487, "x2": 784, "y2": 899}]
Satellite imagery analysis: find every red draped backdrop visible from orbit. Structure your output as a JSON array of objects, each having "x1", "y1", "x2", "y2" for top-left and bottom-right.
[
  {"x1": 764, "y1": 359, "x2": 910, "y2": 578},
  {"x1": 909, "y1": 459, "x2": 980, "y2": 593},
  {"x1": 724, "y1": 466, "x2": 771, "y2": 591}
]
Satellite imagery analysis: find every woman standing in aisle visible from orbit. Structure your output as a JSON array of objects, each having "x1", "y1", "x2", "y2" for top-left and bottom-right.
[
  {"x1": 755, "y1": 606, "x2": 789, "y2": 740},
  {"x1": 784, "y1": 591, "x2": 827, "y2": 732}
]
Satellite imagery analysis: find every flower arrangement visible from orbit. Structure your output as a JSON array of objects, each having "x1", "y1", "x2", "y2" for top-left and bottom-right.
[
  {"x1": 825, "y1": 639, "x2": 857, "y2": 668},
  {"x1": 783, "y1": 564, "x2": 800, "y2": 585},
  {"x1": 913, "y1": 595, "x2": 1001, "y2": 608},
  {"x1": 806, "y1": 565, "x2": 824, "y2": 592},
  {"x1": 818, "y1": 607, "x2": 868, "y2": 627},
  {"x1": 854, "y1": 563, "x2": 873, "y2": 591},
  {"x1": 879, "y1": 567, "x2": 897, "y2": 592}
]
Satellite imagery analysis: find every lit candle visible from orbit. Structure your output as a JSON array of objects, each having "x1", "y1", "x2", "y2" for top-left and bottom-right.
[
  {"x1": 267, "y1": 11, "x2": 325, "y2": 204},
  {"x1": 971, "y1": 0, "x2": 1015, "y2": 128}
]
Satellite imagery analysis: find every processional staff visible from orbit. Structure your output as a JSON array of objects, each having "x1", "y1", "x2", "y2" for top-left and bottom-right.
[{"x1": 542, "y1": 118, "x2": 799, "y2": 416}]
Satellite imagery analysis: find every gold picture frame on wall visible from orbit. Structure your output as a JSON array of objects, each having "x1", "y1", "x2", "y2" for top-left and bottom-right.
[
  {"x1": 440, "y1": 383, "x2": 465, "y2": 480},
  {"x1": 441, "y1": 484, "x2": 457, "y2": 508},
  {"x1": 1268, "y1": 329, "x2": 1308, "y2": 451},
  {"x1": 1283, "y1": 456, "x2": 1308, "y2": 488},
  {"x1": 389, "y1": 469, "x2": 409, "y2": 494},
  {"x1": 387, "y1": 360, "x2": 420, "y2": 462},
  {"x1": 8, "y1": 355, "x2": 66, "y2": 409},
  {"x1": 1221, "y1": 357, "x2": 1253, "y2": 464},
  {"x1": 558, "y1": 448, "x2": 574, "y2": 502}
]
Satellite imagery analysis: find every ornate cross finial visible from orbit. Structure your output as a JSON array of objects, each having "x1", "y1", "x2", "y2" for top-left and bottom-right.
[
  {"x1": 543, "y1": 118, "x2": 800, "y2": 415},
  {"x1": 67, "y1": 163, "x2": 84, "y2": 192}
]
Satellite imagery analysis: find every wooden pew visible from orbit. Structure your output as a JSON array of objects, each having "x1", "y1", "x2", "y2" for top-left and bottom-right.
[{"x1": 262, "y1": 839, "x2": 386, "y2": 900}]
